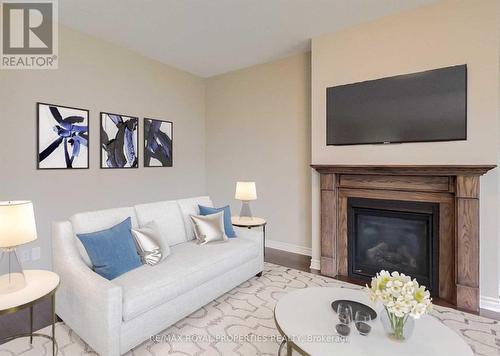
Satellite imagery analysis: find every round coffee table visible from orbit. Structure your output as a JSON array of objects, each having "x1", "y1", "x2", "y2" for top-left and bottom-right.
[{"x1": 274, "y1": 287, "x2": 473, "y2": 356}]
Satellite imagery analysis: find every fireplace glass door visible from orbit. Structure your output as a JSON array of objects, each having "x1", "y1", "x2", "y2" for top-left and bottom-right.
[{"x1": 348, "y1": 198, "x2": 439, "y2": 295}]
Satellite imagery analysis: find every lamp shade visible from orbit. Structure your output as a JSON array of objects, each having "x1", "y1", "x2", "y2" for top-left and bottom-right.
[
  {"x1": 0, "y1": 201, "x2": 37, "y2": 248},
  {"x1": 235, "y1": 182, "x2": 257, "y2": 201}
]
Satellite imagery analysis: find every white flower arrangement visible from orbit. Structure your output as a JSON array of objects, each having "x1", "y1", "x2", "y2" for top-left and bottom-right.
[{"x1": 367, "y1": 270, "x2": 433, "y2": 340}]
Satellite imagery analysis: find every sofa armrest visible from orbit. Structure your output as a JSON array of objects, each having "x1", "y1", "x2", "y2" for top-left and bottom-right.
[{"x1": 52, "y1": 221, "x2": 122, "y2": 356}]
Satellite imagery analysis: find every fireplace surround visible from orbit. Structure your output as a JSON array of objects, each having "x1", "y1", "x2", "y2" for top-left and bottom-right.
[{"x1": 311, "y1": 165, "x2": 496, "y2": 313}]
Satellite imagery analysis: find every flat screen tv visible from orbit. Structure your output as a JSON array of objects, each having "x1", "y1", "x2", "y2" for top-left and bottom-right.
[{"x1": 326, "y1": 65, "x2": 467, "y2": 145}]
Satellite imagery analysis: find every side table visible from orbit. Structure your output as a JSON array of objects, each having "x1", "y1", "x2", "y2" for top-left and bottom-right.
[
  {"x1": 0, "y1": 270, "x2": 60, "y2": 355},
  {"x1": 231, "y1": 216, "x2": 267, "y2": 258}
]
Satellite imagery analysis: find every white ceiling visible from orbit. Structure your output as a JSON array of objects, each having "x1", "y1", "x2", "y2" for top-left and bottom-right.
[{"x1": 59, "y1": 0, "x2": 438, "y2": 77}]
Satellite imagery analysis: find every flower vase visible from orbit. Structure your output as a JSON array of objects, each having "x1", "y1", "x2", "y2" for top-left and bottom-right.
[{"x1": 380, "y1": 307, "x2": 415, "y2": 341}]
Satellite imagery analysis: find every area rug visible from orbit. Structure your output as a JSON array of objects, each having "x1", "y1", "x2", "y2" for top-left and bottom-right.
[{"x1": 1, "y1": 263, "x2": 499, "y2": 356}]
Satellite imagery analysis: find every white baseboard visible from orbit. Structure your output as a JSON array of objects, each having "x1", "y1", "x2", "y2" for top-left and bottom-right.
[
  {"x1": 265, "y1": 239, "x2": 312, "y2": 256},
  {"x1": 310, "y1": 258, "x2": 321, "y2": 270},
  {"x1": 478, "y1": 284, "x2": 500, "y2": 312},
  {"x1": 480, "y1": 295, "x2": 500, "y2": 313}
]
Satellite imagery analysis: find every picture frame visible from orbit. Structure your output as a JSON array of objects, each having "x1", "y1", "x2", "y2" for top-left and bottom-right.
[
  {"x1": 144, "y1": 118, "x2": 173, "y2": 167},
  {"x1": 100, "y1": 112, "x2": 139, "y2": 169},
  {"x1": 37, "y1": 102, "x2": 89, "y2": 170}
]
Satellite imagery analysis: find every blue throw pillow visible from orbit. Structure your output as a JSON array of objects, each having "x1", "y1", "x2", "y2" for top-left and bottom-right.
[
  {"x1": 77, "y1": 217, "x2": 142, "y2": 280},
  {"x1": 198, "y1": 205, "x2": 236, "y2": 238}
]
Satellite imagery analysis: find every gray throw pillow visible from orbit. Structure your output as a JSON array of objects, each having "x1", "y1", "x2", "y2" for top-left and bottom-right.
[
  {"x1": 131, "y1": 221, "x2": 169, "y2": 265},
  {"x1": 190, "y1": 211, "x2": 228, "y2": 245}
]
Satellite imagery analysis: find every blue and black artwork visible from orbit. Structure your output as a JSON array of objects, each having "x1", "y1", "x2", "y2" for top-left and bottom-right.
[
  {"x1": 144, "y1": 118, "x2": 173, "y2": 167},
  {"x1": 37, "y1": 103, "x2": 89, "y2": 169},
  {"x1": 101, "y1": 113, "x2": 138, "y2": 168}
]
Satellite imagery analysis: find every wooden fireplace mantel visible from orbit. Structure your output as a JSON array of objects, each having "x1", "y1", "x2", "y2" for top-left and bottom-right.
[
  {"x1": 311, "y1": 164, "x2": 496, "y2": 313},
  {"x1": 311, "y1": 164, "x2": 496, "y2": 176}
]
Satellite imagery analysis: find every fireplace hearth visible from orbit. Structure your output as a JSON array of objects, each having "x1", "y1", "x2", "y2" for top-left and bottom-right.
[{"x1": 347, "y1": 198, "x2": 439, "y2": 295}]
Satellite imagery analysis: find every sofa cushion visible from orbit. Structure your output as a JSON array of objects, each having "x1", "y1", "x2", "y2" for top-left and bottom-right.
[
  {"x1": 190, "y1": 211, "x2": 228, "y2": 244},
  {"x1": 177, "y1": 196, "x2": 213, "y2": 241},
  {"x1": 131, "y1": 221, "x2": 167, "y2": 265},
  {"x1": 70, "y1": 206, "x2": 138, "y2": 266},
  {"x1": 112, "y1": 237, "x2": 259, "y2": 321},
  {"x1": 134, "y1": 200, "x2": 187, "y2": 246},
  {"x1": 77, "y1": 217, "x2": 142, "y2": 280},
  {"x1": 198, "y1": 205, "x2": 236, "y2": 238}
]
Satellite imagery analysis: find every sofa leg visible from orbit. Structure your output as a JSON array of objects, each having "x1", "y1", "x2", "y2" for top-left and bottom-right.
[{"x1": 256, "y1": 272, "x2": 263, "y2": 277}]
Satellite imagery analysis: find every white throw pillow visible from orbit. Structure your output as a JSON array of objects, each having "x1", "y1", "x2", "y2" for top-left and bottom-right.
[
  {"x1": 189, "y1": 211, "x2": 228, "y2": 245},
  {"x1": 131, "y1": 221, "x2": 170, "y2": 264},
  {"x1": 177, "y1": 196, "x2": 213, "y2": 241}
]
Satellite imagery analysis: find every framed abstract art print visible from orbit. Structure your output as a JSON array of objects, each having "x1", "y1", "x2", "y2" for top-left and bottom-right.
[
  {"x1": 37, "y1": 102, "x2": 89, "y2": 169},
  {"x1": 144, "y1": 118, "x2": 173, "y2": 167},
  {"x1": 100, "y1": 112, "x2": 139, "y2": 168}
]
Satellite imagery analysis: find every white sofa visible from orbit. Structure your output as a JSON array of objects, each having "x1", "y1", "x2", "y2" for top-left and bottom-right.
[{"x1": 52, "y1": 196, "x2": 264, "y2": 356}]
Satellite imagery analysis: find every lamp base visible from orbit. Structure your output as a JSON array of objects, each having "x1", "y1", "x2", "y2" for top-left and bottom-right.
[
  {"x1": 0, "y1": 248, "x2": 26, "y2": 294},
  {"x1": 239, "y1": 201, "x2": 253, "y2": 218}
]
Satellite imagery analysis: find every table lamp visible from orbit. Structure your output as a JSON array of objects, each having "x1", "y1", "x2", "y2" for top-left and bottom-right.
[
  {"x1": 235, "y1": 182, "x2": 257, "y2": 218},
  {"x1": 0, "y1": 201, "x2": 37, "y2": 294}
]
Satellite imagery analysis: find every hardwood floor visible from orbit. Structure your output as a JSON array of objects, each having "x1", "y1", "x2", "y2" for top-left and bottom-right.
[
  {"x1": 265, "y1": 247, "x2": 317, "y2": 273},
  {"x1": 1, "y1": 247, "x2": 499, "y2": 343}
]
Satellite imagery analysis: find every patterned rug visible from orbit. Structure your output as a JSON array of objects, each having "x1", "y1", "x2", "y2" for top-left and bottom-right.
[{"x1": 1, "y1": 263, "x2": 499, "y2": 356}]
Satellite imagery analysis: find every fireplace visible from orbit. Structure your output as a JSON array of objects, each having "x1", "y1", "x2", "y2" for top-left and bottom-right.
[
  {"x1": 311, "y1": 164, "x2": 496, "y2": 312},
  {"x1": 347, "y1": 198, "x2": 439, "y2": 295}
]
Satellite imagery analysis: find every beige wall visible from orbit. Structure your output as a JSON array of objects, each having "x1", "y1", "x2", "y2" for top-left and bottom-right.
[
  {"x1": 311, "y1": 0, "x2": 500, "y2": 298},
  {"x1": 0, "y1": 26, "x2": 206, "y2": 270},
  {"x1": 206, "y1": 53, "x2": 312, "y2": 254},
  {"x1": 1, "y1": 1, "x2": 498, "y2": 302}
]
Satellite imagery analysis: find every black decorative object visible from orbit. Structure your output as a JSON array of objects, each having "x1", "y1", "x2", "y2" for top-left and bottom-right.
[
  {"x1": 37, "y1": 102, "x2": 89, "y2": 169},
  {"x1": 331, "y1": 300, "x2": 377, "y2": 320},
  {"x1": 100, "y1": 112, "x2": 138, "y2": 169},
  {"x1": 144, "y1": 118, "x2": 173, "y2": 167}
]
